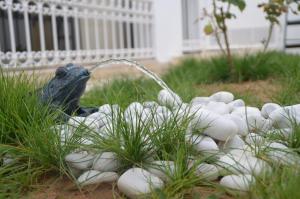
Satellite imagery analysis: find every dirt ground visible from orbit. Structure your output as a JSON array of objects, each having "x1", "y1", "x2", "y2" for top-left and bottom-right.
[
  {"x1": 27, "y1": 176, "x2": 119, "y2": 199},
  {"x1": 27, "y1": 176, "x2": 234, "y2": 199}
]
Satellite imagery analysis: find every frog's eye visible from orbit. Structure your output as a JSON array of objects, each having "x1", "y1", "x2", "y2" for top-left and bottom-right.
[{"x1": 55, "y1": 67, "x2": 67, "y2": 78}]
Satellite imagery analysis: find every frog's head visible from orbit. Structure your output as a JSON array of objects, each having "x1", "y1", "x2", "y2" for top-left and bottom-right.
[{"x1": 40, "y1": 63, "x2": 90, "y2": 114}]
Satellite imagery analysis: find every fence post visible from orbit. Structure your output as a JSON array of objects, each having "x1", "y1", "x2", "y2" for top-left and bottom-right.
[{"x1": 153, "y1": 0, "x2": 183, "y2": 62}]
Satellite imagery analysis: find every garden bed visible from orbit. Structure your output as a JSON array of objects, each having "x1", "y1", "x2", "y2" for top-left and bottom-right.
[{"x1": 1, "y1": 51, "x2": 300, "y2": 199}]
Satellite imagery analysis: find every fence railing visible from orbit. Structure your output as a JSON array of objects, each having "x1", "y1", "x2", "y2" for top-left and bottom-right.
[{"x1": 0, "y1": 0, "x2": 154, "y2": 68}]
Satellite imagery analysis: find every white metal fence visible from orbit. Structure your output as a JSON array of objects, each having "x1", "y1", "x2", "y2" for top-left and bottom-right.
[{"x1": 0, "y1": 0, "x2": 154, "y2": 68}]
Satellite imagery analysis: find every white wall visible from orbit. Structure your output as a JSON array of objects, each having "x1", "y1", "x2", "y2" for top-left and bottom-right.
[{"x1": 153, "y1": 0, "x2": 183, "y2": 62}]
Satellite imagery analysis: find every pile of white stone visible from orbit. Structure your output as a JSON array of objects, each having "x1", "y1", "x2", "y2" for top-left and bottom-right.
[{"x1": 62, "y1": 89, "x2": 300, "y2": 198}]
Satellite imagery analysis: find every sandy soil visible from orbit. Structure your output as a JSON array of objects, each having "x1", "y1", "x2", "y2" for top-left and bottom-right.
[
  {"x1": 27, "y1": 176, "x2": 120, "y2": 199},
  {"x1": 27, "y1": 175, "x2": 234, "y2": 199}
]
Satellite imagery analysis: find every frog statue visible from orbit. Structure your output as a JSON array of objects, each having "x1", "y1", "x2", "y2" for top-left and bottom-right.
[{"x1": 38, "y1": 63, "x2": 98, "y2": 118}]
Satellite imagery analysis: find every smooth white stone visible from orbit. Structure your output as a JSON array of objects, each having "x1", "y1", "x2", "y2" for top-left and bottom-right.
[
  {"x1": 229, "y1": 147, "x2": 255, "y2": 158},
  {"x1": 245, "y1": 133, "x2": 266, "y2": 145},
  {"x1": 86, "y1": 112, "x2": 113, "y2": 128},
  {"x1": 261, "y1": 119, "x2": 273, "y2": 132},
  {"x1": 220, "y1": 135, "x2": 245, "y2": 151},
  {"x1": 224, "y1": 114, "x2": 248, "y2": 136},
  {"x1": 190, "y1": 97, "x2": 210, "y2": 106},
  {"x1": 152, "y1": 113, "x2": 166, "y2": 127},
  {"x1": 65, "y1": 151, "x2": 95, "y2": 170},
  {"x1": 261, "y1": 103, "x2": 281, "y2": 119},
  {"x1": 218, "y1": 153, "x2": 270, "y2": 175},
  {"x1": 204, "y1": 101, "x2": 231, "y2": 115},
  {"x1": 243, "y1": 114, "x2": 266, "y2": 133},
  {"x1": 156, "y1": 106, "x2": 172, "y2": 119},
  {"x1": 228, "y1": 99, "x2": 245, "y2": 109},
  {"x1": 152, "y1": 106, "x2": 172, "y2": 127},
  {"x1": 68, "y1": 116, "x2": 86, "y2": 128},
  {"x1": 68, "y1": 117, "x2": 101, "y2": 132},
  {"x1": 188, "y1": 104, "x2": 204, "y2": 117},
  {"x1": 190, "y1": 110, "x2": 238, "y2": 141},
  {"x1": 188, "y1": 135, "x2": 219, "y2": 154},
  {"x1": 52, "y1": 125, "x2": 73, "y2": 143},
  {"x1": 231, "y1": 107, "x2": 261, "y2": 118},
  {"x1": 209, "y1": 91, "x2": 234, "y2": 103},
  {"x1": 266, "y1": 128, "x2": 293, "y2": 138},
  {"x1": 220, "y1": 174, "x2": 254, "y2": 192},
  {"x1": 81, "y1": 138, "x2": 94, "y2": 145},
  {"x1": 69, "y1": 166, "x2": 82, "y2": 177},
  {"x1": 92, "y1": 152, "x2": 119, "y2": 172},
  {"x1": 124, "y1": 102, "x2": 144, "y2": 120},
  {"x1": 269, "y1": 107, "x2": 300, "y2": 129},
  {"x1": 265, "y1": 142, "x2": 300, "y2": 165},
  {"x1": 98, "y1": 104, "x2": 113, "y2": 114},
  {"x1": 117, "y1": 168, "x2": 164, "y2": 199},
  {"x1": 77, "y1": 170, "x2": 118, "y2": 186},
  {"x1": 157, "y1": 89, "x2": 182, "y2": 108},
  {"x1": 147, "y1": 161, "x2": 175, "y2": 181},
  {"x1": 202, "y1": 117, "x2": 238, "y2": 141},
  {"x1": 143, "y1": 101, "x2": 159, "y2": 109},
  {"x1": 196, "y1": 163, "x2": 219, "y2": 181}
]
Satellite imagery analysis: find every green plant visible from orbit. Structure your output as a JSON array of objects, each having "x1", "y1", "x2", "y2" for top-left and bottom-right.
[
  {"x1": 250, "y1": 165, "x2": 300, "y2": 199},
  {"x1": 0, "y1": 71, "x2": 86, "y2": 197},
  {"x1": 202, "y1": 0, "x2": 246, "y2": 73},
  {"x1": 258, "y1": 0, "x2": 300, "y2": 51}
]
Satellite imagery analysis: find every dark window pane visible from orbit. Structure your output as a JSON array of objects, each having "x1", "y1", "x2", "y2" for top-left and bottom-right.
[
  {"x1": 13, "y1": 11, "x2": 26, "y2": 52},
  {"x1": 44, "y1": 15, "x2": 54, "y2": 50},
  {"x1": 68, "y1": 17, "x2": 76, "y2": 50},
  {"x1": 0, "y1": 9, "x2": 11, "y2": 52},
  {"x1": 56, "y1": 16, "x2": 65, "y2": 50},
  {"x1": 29, "y1": 13, "x2": 40, "y2": 51}
]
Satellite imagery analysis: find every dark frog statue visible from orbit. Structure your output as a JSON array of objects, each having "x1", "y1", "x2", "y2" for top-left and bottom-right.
[{"x1": 39, "y1": 63, "x2": 98, "y2": 118}]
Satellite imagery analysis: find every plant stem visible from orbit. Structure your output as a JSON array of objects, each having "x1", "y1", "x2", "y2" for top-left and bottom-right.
[
  {"x1": 212, "y1": 0, "x2": 226, "y2": 55},
  {"x1": 220, "y1": 8, "x2": 235, "y2": 74},
  {"x1": 263, "y1": 22, "x2": 274, "y2": 52}
]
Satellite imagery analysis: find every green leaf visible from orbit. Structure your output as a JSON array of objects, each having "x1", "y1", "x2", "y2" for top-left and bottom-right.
[
  {"x1": 204, "y1": 24, "x2": 214, "y2": 35},
  {"x1": 223, "y1": 0, "x2": 246, "y2": 11}
]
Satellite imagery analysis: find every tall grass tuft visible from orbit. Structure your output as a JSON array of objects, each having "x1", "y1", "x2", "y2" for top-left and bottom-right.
[{"x1": 0, "y1": 71, "x2": 81, "y2": 197}]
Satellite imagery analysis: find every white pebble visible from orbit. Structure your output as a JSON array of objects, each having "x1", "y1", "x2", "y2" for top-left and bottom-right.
[
  {"x1": 117, "y1": 168, "x2": 164, "y2": 199},
  {"x1": 231, "y1": 107, "x2": 261, "y2": 118},
  {"x1": 196, "y1": 163, "x2": 219, "y2": 181},
  {"x1": 224, "y1": 114, "x2": 248, "y2": 136},
  {"x1": 147, "y1": 161, "x2": 175, "y2": 181},
  {"x1": 269, "y1": 107, "x2": 300, "y2": 129},
  {"x1": 143, "y1": 101, "x2": 159, "y2": 109},
  {"x1": 187, "y1": 135, "x2": 219, "y2": 154},
  {"x1": 220, "y1": 174, "x2": 254, "y2": 192},
  {"x1": 157, "y1": 89, "x2": 182, "y2": 108},
  {"x1": 218, "y1": 151, "x2": 270, "y2": 175},
  {"x1": 228, "y1": 99, "x2": 245, "y2": 108},
  {"x1": 190, "y1": 109, "x2": 238, "y2": 141},
  {"x1": 92, "y1": 152, "x2": 119, "y2": 172},
  {"x1": 77, "y1": 170, "x2": 118, "y2": 186},
  {"x1": 209, "y1": 91, "x2": 234, "y2": 103},
  {"x1": 220, "y1": 135, "x2": 245, "y2": 151},
  {"x1": 65, "y1": 151, "x2": 95, "y2": 170},
  {"x1": 245, "y1": 133, "x2": 266, "y2": 145},
  {"x1": 244, "y1": 114, "x2": 266, "y2": 133},
  {"x1": 261, "y1": 103, "x2": 281, "y2": 119},
  {"x1": 190, "y1": 97, "x2": 210, "y2": 106},
  {"x1": 204, "y1": 101, "x2": 230, "y2": 115},
  {"x1": 265, "y1": 142, "x2": 300, "y2": 165}
]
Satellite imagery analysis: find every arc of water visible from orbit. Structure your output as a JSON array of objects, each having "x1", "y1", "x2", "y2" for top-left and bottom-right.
[{"x1": 89, "y1": 59, "x2": 177, "y2": 97}]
